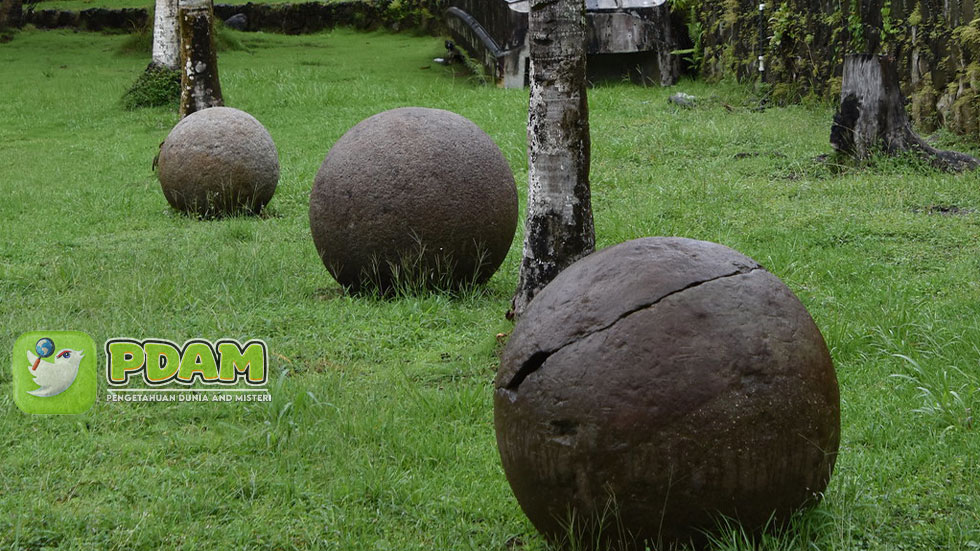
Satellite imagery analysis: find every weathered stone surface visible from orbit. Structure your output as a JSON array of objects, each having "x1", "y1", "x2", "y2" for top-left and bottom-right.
[
  {"x1": 495, "y1": 237, "x2": 841, "y2": 549},
  {"x1": 309, "y1": 107, "x2": 518, "y2": 293},
  {"x1": 26, "y1": 7, "x2": 147, "y2": 31},
  {"x1": 158, "y1": 106, "x2": 279, "y2": 217},
  {"x1": 669, "y1": 91, "x2": 696, "y2": 108},
  {"x1": 211, "y1": 2, "x2": 402, "y2": 34},
  {"x1": 24, "y1": 2, "x2": 423, "y2": 34},
  {"x1": 224, "y1": 12, "x2": 246, "y2": 30}
]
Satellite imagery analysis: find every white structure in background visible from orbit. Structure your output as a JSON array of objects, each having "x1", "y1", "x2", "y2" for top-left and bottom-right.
[{"x1": 445, "y1": 0, "x2": 677, "y2": 88}]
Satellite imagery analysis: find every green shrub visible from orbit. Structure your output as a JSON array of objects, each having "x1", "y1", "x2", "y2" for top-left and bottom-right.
[
  {"x1": 122, "y1": 63, "x2": 180, "y2": 110},
  {"x1": 119, "y1": 16, "x2": 246, "y2": 110}
]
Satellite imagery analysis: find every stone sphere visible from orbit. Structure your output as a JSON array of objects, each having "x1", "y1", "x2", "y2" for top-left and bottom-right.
[
  {"x1": 495, "y1": 237, "x2": 840, "y2": 549},
  {"x1": 309, "y1": 107, "x2": 518, "y2": 293},
  {"x1": 158, "y1": 106, "x2": 279, "y2": 217}
]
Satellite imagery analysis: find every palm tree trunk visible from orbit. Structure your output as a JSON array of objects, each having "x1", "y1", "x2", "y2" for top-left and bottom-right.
[
  {"x1": 511, "y1": 0, "x2": 595, "y2": 319},
  {"x1": 152, "y1": 0, "x2": 179, "y2": 70}
]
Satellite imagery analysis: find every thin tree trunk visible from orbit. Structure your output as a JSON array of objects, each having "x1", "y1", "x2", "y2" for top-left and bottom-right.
[
  {"x1": 510, "y1": 0, "x2": 595, "y2": 319},
  {"x1": 152, "y1": 0, "x2": 179, "y2": 70},
  {"x1": 178, "y1": 0, "x2": 223, "y2": 118},
  {"x1": 830, "y1": 54, "x2": 979, "y2": 172},
  {"x1": 0, "y1": 0, "x2": 23, "y2": 30}
]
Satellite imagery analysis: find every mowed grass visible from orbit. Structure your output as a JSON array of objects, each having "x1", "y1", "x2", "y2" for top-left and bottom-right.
[{"x1": 1, "y1": 26, "x2": 979, "y2": 550}]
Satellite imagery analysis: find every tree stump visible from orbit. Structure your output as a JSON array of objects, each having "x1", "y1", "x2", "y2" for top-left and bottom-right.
[
  {"x1": 178, "y1": 0, "x2": 223, "y2": 118},
  {"x1": 830, "y1": 54, "x2": 979, "y2": 172},
  {"x1": 0, "y1": 0, "x2": 23, "y2": 30},
  {"x1": 511, "y1": 0, "x2": 595, "y2": 319}
]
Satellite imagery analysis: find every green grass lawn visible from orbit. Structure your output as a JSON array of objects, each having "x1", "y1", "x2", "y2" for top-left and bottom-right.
[{"x1": 1, "y1": 26, "x2": 979, "y2": 551}]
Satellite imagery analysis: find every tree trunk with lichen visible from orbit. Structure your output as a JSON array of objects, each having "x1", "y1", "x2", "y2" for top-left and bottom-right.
[
  {"x1": 152, "y1": 0, "x2": 179, "y2": 70},
  {"x1": 510, "y1": 0, "x2": 594, "y2": 319},
  {"x1": 0, "y1": 0, "x2": 22, "y2": 30},
  {"x1": 178, "y1": 0, "x2": 223, "y2": 118},
  {"x1": 830, "y1": 54, "x2": 979, "y2": 172}
]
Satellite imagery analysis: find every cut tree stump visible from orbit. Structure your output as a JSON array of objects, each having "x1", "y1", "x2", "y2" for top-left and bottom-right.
[
  {"x1": 0, "y1": 0, "x2": 22, "y2": 30},
  {"x1": 830, "y1": 54, "x2": 979, "y2": 172},
  {"x1": 178, "y1": 0, "x2": 223, "y2": 118}
]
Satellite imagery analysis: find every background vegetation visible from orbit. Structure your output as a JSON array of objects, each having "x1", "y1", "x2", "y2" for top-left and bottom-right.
[
  {"x1": 693, "y1": 0, "x2": 980, "y2": 140},
  {"x1": 1, "y1": 24, "x2": 979, "y2": 550},
  {"x1": 22, "y1": 0, "x2": 980, "y2": 141}
]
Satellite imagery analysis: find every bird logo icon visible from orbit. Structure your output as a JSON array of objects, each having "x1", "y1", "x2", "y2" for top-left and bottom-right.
[
  {"x1": 12, "y1": 331, "x2": 97, "y2": 415},
  {"x1": 26, "y1": 347, "x2": 85, "y2": 398}
]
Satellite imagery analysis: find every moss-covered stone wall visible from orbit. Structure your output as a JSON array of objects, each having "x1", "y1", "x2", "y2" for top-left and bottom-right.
[
  {"x1": 697, "y1": 0, "x2": 980, "y2": 139},
  {"x1": 25, "y1": 0, "x2": 449, "y2": 34}
]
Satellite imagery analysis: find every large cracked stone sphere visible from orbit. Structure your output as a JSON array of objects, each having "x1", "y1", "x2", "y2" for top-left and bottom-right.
[
  {"x1": 495, "y1": 237, "x2": 840, "y2": 549},
  {"x1": 309, "y1": 107, "x2": 518, "y2": 293},
  {"x1": 158, "y1": 107, "x2": 279, "y2": 217}
]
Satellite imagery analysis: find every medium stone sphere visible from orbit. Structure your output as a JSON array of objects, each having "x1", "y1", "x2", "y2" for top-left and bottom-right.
[
  {"x1": 495, "y1": 237, "x2": 840, "y2": 549},
  {"x1": 309, "y1": 107, "x2": 518, "y2": 293},
  {"x1": 158, "y1": 106, "x2": 279, "y2": 217}
]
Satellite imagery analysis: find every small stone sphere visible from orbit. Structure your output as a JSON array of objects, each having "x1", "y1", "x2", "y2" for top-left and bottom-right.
[
  {"x1": 309, "y1": 107, "x2": 518, "y2": 293},
  {"x1": 495, "y1": 237, "x2": 840, "y2": 549},
  {"x1": 158, "y1": 107, "x2": 279, "y2": 217}
]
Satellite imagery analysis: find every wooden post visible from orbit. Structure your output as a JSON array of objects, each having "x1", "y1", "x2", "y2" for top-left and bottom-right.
[
  {"x1": 830, "y1": 54, "x2": 979, "y2": 172},
  {"x1": 510, "y1": 0, "x2": 595, "y2": 319},
  {"x1": 178, "y1": 0, "x2": 223, "y2": 118}
]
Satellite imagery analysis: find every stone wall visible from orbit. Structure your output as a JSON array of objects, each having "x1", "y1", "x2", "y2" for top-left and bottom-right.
[
  {"x1": 697, "y1": 0, "x2": 980, "y2": 139},
  {"x1": 24, "y1": 0, "x2": 447, "y2": 34},
  {"x1": 27, "y1": 7, "x2": 147, "y2": 31},
  {"x1": 212, "y1": 0, "x2": 446, "y2": 34}
]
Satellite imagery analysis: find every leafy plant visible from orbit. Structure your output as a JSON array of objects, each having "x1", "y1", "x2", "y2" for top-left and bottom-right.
[
  {"x1": 846, "y1": 0, "x2": 864, "y2": 47},
  {"x1": 668, "y1": 0, "x2": 704, "y2": 74},
  {"x1": 448, "y1": 41, "x2": 490, "y2": 85},
  {"x1": 379, "y1": 0, "x2": 445, "y2": 31},
  {"x1": 769, "y1": 3, "x2": 798, "y2": 48},
  {"x1": 121, "y1": 63, "x2": 180, "y2": 110}
]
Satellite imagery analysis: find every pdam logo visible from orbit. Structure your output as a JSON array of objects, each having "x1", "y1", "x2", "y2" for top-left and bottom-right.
[
  {"x1": 104, "y1": 338, "x2": 270, "y2": 402},
  {"x1": 11, "y1": 331, "x2": 98, "y2": 415}
]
